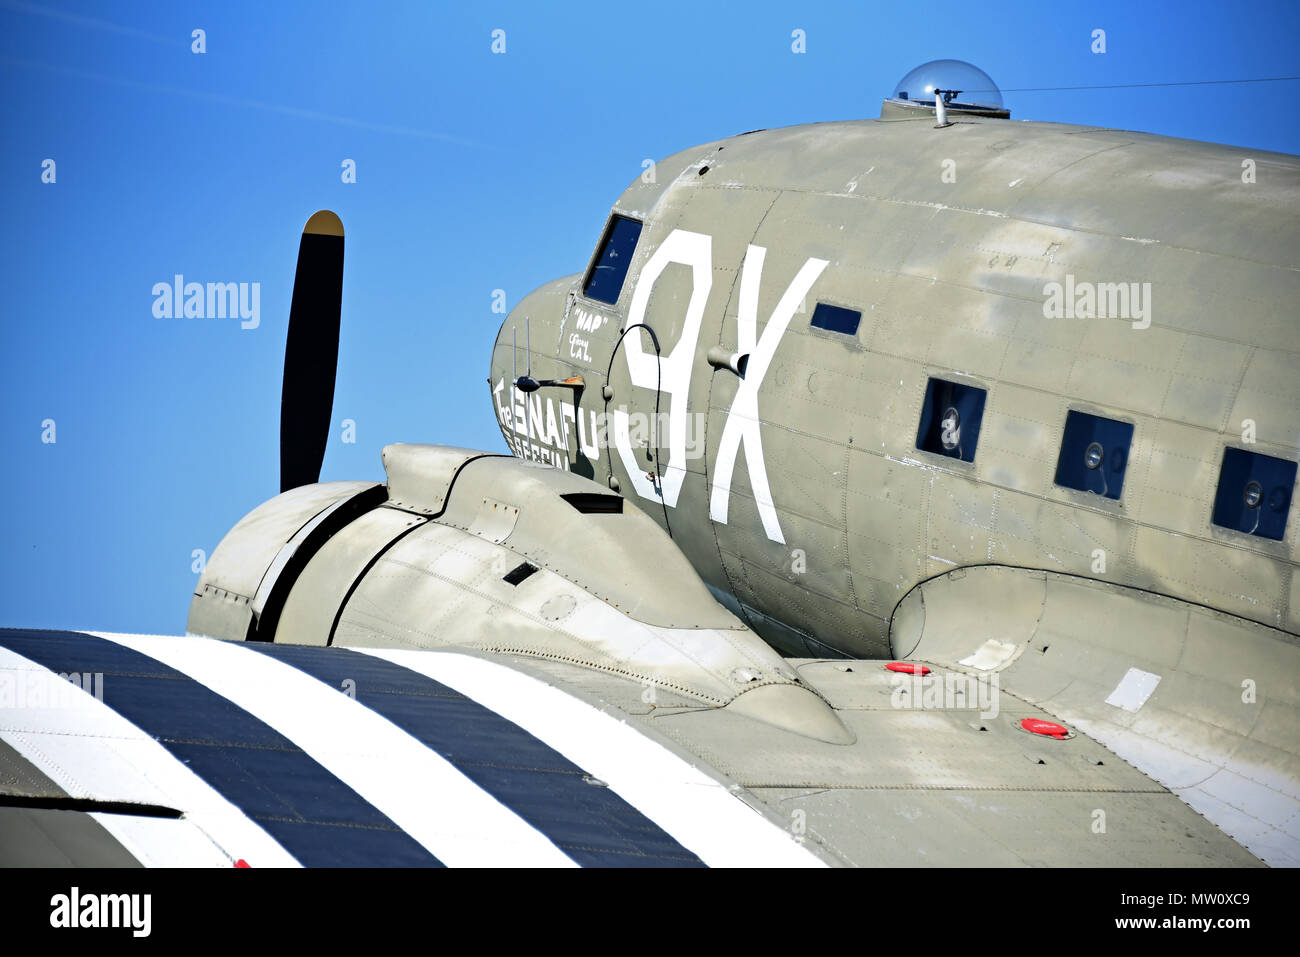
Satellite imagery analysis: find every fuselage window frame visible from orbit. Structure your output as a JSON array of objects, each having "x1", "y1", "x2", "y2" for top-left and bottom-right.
[
  {"x1": 1053, "y1": 409, "x2": 1134, "y2": 502},
  {"x1": 915, "y1": 377, "x2": 987, "y2": 465},
  {"x1": 1211, "y1": 446, "x2": 1296, "y2": 542}
]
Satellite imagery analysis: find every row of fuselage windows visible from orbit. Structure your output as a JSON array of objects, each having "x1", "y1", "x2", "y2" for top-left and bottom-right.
[
  {"x1": 582, "y1": 214, "x2": 1297, "y2": 542},
  {"x1": 913, "y1": 377, "x2": 1295, "y2": 541}
]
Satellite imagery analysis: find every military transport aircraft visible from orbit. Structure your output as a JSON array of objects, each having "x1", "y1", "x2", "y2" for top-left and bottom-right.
[{"x1": 3, "y1": 60, "x2": 1297, "y2": 868}]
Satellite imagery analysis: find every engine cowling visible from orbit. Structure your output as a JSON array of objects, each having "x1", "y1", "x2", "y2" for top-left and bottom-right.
[{"x1": 188, "y1": 444, "x2": 852, "y2": 744}]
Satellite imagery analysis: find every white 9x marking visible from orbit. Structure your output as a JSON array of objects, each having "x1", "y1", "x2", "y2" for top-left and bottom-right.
[
  {"x1": 710, "y1": 244, "x2": 828, "y2": 543},
  {"x1": 613, "y1": 228, "x2": 827, "y2": 544},
  {"x1": 613, "y1": 229, "x2": 712, "y2": 507}
]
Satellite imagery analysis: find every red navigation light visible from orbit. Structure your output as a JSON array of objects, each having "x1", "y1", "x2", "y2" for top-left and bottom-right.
[
  {"x1": 886, "y1": 662, "x2": 931, "y2": 675},
  {"x1": 1021, "y1": 718, "x2": 1070, "y2": 738}
]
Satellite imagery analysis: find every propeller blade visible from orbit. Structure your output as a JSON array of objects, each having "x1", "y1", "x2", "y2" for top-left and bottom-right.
[{"x1": 280, "y1": 210, "x2": 344, "y2": 493}]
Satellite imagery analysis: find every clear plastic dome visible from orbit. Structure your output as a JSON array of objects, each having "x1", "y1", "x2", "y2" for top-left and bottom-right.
[{"x1": 892, "y1": 59, "x2": 1003, "y2": 110}]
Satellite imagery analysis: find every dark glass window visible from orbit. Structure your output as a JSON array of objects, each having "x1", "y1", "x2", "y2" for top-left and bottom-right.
[
  {"x1": 1212, "y1": 447, "x2": 1296, "y2": 541},
  {"x1": 582, "y1": 215, "x2": 642, "y2": 304},
  {"x1": 810, "y1": 303, "x2": 861, "y2": 336},
  {"x1": 916, "y1": 378, "x2": 986, "y2": 463},
  {"x1": 1054, "y1": 411, "x2": 1134, "y2": 501}
]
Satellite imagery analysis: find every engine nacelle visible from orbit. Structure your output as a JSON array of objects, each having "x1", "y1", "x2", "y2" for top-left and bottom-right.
[{"x1": 189, "y1": 444, "x2": 852, "y2": 743}]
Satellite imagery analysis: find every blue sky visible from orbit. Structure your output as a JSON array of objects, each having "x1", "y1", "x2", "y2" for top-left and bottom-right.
[{"x1": 2, "y1": 0, "x2": 1297, "y2": 634}]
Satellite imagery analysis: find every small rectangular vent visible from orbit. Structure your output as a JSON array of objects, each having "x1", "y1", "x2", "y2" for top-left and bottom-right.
[
  {"x1": 503, "y1": 562, "x2": 538, "y2": 586},
  {"x1": 561, "y1": 493, "x2": 624, "y2": 514}
]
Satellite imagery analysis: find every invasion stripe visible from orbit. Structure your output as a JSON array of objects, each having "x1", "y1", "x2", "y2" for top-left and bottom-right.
[
  {"x1": 0, "y1": 643, "x2": 296, "y2": 867},
  {"x1": 249, "y1": 642, "x2": 705, "y2": 867},
  {"x1": 98, "y1": 633, "x2": 577, "y2": 868},
  {"x1": 358, "y1": 648, "x2": 828, "y2": 867},
  {"x1": 0, "y1": 629, "x2": 440, "y2": 867}
]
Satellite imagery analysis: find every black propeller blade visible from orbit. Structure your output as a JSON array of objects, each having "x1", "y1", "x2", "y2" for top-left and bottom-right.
[{"x1": 280, "y1": 210, "x2": 344, "y2": 493}]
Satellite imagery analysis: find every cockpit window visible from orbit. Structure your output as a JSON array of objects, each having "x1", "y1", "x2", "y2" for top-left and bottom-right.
[{"x1": 583, "y1": 215, "x2": 642, "y2": 305}]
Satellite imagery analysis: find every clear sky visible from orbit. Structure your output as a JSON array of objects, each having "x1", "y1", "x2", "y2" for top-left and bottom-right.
[{"x1": 2, "y1": 0, "x2": 1297, "y2": 635}]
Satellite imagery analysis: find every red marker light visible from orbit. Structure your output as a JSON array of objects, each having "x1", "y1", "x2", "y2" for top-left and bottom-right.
[
  {"x1": 234, "y1": 859, "x2": 250, "y2": 868},
  {"x1": 886, "y1": 662, "x2": 931, "y2": 675},
  {"x1": 1021, "y1": 718, "x2": 1070, "y2": 738}
]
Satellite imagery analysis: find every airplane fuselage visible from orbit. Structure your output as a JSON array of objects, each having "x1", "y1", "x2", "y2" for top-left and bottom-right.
[{"x1": 491, "y1": 115, "x2": 1300, "y2": 657}]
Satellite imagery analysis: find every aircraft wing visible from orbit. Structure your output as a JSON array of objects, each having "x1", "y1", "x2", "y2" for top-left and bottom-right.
[{"x1": 0, "y1": 627, "x2": 1265, "y2": 867}]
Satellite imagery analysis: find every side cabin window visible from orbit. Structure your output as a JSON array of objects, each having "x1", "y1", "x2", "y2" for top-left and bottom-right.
[
  {"x1": 1054, "y1": 410, "x2": 1133, "y2": 500},
  {"x1": 582, "y1": 215, "x2": 643, "y2": 304},
  {"x1": 916, "y1": 377, "x2": 986, "y2": 464},
  {"x1": 1212, "y1": 447, "x2": 1296, "y2": 541}
]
